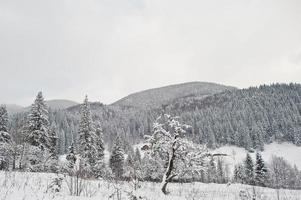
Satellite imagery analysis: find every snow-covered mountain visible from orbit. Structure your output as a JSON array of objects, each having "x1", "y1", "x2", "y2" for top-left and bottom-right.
[
  {"x1": 5, "y1": 100, "x2": 79, "y2": 114},
  {"x1": 45, "y1": 99, "x2": 79, "y2": 110},
  {"x1": 5, "y1": 104, "x2": 24, "y2": 114},
  {"x1": 112, "y1": 82, "x2": 236, "y2": 109}
]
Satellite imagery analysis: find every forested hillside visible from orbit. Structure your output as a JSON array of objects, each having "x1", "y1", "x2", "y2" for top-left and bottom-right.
[
  {"x1": 8, "y1": 83, "x2": 301, "y2": 154},
  {"x1": 166, "y1": 83, "x2": 301, "y2": 150}
]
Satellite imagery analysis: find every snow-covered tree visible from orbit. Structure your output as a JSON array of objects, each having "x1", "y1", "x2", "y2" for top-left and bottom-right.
[
  {"x1": 254, "y1": 152, "x2": 268, "y2": 187},
  {"x1": 244, "y1": 153, "x2": 254, "y2": 185},
  {"x1": 26, "y1": 92, "x2": 50, "y2": 150},
  {"x1": 145, "y1": 114, "x2": 210, "y2": 194},
  {"x1": 206, "y1": 157, "x2": 217, "y2": 183},
  {"x1": 47, "y1": 125, "x2": 59, "y2": 172},
  {"x1": 24, "y1": 92, "x2": 51, "y2": 171},
  {"x1": 0, "y1": 105, "x2": 11, "y2": 143},
  {"x1": 134, "y1": 148, "x2": 141, "y2": 164},
  {"x1": 93, "y1": 122, "x2": 105, "y2": 177},
  {"x1": 109, "y1": 135, "x2": 125, "y2": 179},
  {"x1": 0, "y1": 105, "x2": 11, "y2": 170},
  {"x1": 268, "y1": 155, "x2": 301, "y2": 189},
  {"x1": 216, "y1": 157, "x2": 227, "y2": 183},
  {"x1": 140, "y1": 153, "x2": 163, "y2": 181},
  {"x1": 233, "y1": 163, "x2": 245, "y2": 183},
  {"x1": 66, "y1": 143, "x2": 77, "y2": 172},
  {"x1": 78, "y1": 95, "x2": 96, "y2": 176}
]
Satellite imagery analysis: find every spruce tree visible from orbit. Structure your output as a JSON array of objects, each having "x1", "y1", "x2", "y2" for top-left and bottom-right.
[
  {"x1": 244, "y1": 153, "x2": 255, "y2": 185},
  {"x1": 0, "y1": 105, "x2": 11, "y2": 143},
  {"x1": 66, "y1": 143, "x2": 77, "y2": 171},
  {"x1": 254, "y1": 152, "x2": 268, "y2": 187},
  {"x1": 233, "y1": 163, "x2": 245, "y2": 183},
  {"x1": 78, "y1": 95, "x2": 96, "y2": 175},
  {"x1": 26, "y1": 92, "x2": 50, "y2": 150},
  {"x1": 93, "y1": 122, "x2": 105, "y2": 177},
  {"x1": 134, "y1": 148, "x2": 141, "y2": 164},
  {"x1": 109, "y1": 135, "x2": 125, "y2": 179},
  {"x1": 48, "y1": 125, "x2": 58, "y2": 172},
  {"x1": 0, "y1": 105, "x2": 11, "y2": 170},
  {"x1": 25, "y1": 92, "x2": 50, "y2": 171}
]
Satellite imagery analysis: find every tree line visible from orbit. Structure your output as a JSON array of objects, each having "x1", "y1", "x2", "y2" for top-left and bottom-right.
[{"x1": 1, "y1": 90, "x2": 301, "y2": 195}]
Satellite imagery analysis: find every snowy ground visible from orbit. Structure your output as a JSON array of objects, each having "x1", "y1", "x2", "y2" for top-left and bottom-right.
[
  {"x1": 0, "y1": 171, "x2": 300, "y2": 200},
  {"x1": 212, "y1": 142, "x2": 301, "y2": 174}
]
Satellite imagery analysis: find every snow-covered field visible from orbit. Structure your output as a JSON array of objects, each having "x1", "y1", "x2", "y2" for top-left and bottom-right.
[
  {"x1": 213, "y1": 142, "x2": 301, "y2": 174},
  {"x1": 0, "y1": 171, "x2": 300, "y2": 200}
]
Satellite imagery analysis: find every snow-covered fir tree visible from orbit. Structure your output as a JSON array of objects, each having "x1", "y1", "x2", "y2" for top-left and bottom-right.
[
  {"x1": 0, "y1": 105, "x2": 11, "y2": 143},
  {"x1": 254, "y1": 152, "x2": 268, "y2": 187},
  {"x1": 124, "y1": 153, "x2": 134, "y2": 179},
  {"x1": 26, "y1": 92, "x2": 50, "y2": 150},
  {"x1": 48, "y1": 125, "x2": 59, "y2": 172},
  {"x1": 78, "y1": 95, "x2": 96, "y2": 176},
  {"x1": 109, "y1": 135, "x2": 125, "y2": 179},
  {"x1": 24, "y1": 92, "x2": 51, "y2": 171},
  {"x1": 93, "y1": 122, "x2": 105, "y2": 177},
  {"x1": 233, "y1": 163, "x2": 245, "y2": 184},
  {"x1": 134, "y1": 148, "x2": 141, "y2": 164},
  {"x1": 0, "y1": 105, "x2": 11, "y2": 170},
  {"x1": 244, "y1": 153, "x2": 254, "y2": 185},
  {"x1": 66, "y1": 143, "x2": 77, "y2": 173}
]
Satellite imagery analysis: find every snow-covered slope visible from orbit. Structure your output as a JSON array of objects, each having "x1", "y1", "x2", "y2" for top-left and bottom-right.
[
  {"x1": 112, "y1": 82, "x2": 236, "y2": 109},
  {"x1": 5, "y1": 100, "x2": 79, "y2": 114},
  {"x1": 45, "y1": 99, "x2": 79, "y2": 110},
  {"x1": 213, "y1": 142, "x2": 301, "y2": 174},
  {"x1": 5, "y1": 104, "x2": 24, "y2": 114}
]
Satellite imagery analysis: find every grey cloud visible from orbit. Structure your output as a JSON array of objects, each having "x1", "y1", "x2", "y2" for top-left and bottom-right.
[{"x1": 0, "y1": 0, "x2": 300, "y2": 105}]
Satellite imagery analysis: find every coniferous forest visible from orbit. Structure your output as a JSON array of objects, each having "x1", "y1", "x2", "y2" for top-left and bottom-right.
[{"x1": 1, "y1": 83, "x2": 301, "y2": 195}]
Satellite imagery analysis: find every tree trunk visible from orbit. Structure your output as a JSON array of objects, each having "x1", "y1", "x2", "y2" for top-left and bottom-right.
[{"x1": 161, "y1": 137, "x2": 177, "y2": 195}]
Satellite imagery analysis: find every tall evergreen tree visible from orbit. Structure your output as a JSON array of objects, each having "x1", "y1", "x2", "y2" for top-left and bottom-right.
[
  {"x1": 109, "y1": 135, "x2": 125, "y2": 179},
  {"x1": 0, "y1": 105, "x2": 11, "y2": 170},
  {"x1": 93, "y1": 122, "x2": 105, "y2": 177},
  {"x1": 254, "y1": 152, "x2": 268, "y2": 187},
  {"x1": 26, "y1": 92, "x2": 50, "y2": 150},
  {"x1": 66, "y1": 143, "x2": 77, "y2": 171},
  {"x1": 244, "y1": 153, "x2": 255, "y2": 185},
  {"x1": 48, "y1": 125, "x2": 59, "y2": 172},
  {"x1": 78, "y1": 95, "x2": 96, "y2": 174},
  {"x1": 24, "y1": 92, "x2": 50, "y2": 171},
  {"x1": 0, "y1": 105, "x2": 11, "y2": 143}
]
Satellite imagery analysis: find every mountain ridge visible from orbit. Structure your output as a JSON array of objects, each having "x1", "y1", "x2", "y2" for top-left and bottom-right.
[{"x1": 112, "y1": 81, "x2": 236, "y2": 109}]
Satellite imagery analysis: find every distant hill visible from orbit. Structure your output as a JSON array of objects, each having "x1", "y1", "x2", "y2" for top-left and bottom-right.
[
  {"x1": 112, "y1": 82, "x2": 236, "y2": 109},
  {"x1": 21, "y1": 99, "x2": 79, "y2": 112},
  {"x1": 5, "y1": 104, "x2": 24, "y2": 114},
  {"x1": 45, "y1": 99, "x2": 79, "y2": 110}
]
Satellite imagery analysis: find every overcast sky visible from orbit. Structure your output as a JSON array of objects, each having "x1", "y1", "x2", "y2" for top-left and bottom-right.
[{"x1": 0, "y1": 0, "x2": 301, "y2": 106}]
